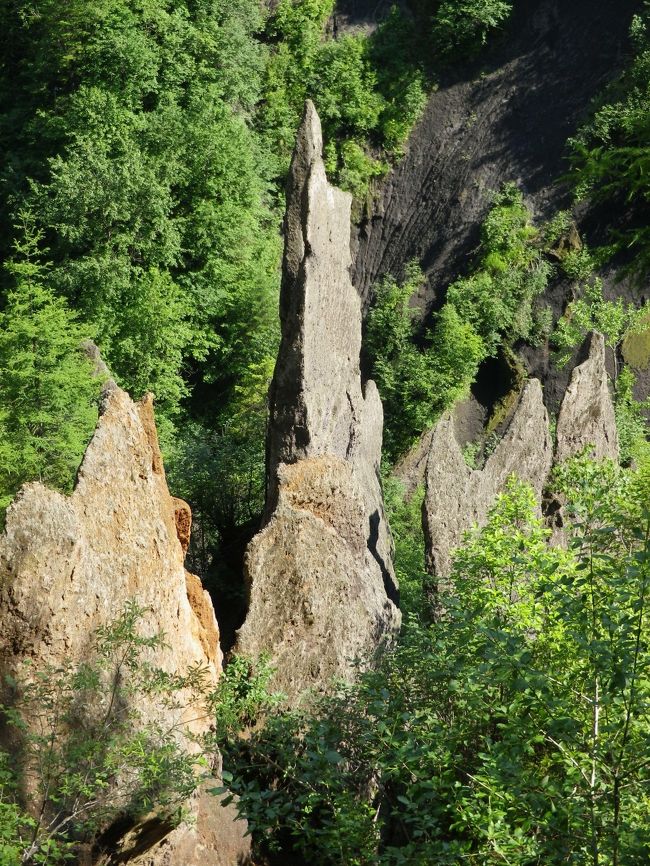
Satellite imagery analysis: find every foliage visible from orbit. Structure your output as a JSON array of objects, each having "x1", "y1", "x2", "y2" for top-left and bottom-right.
[
  {"x1": 432, "y1": 0, "x2": 513, "y2": 57},
  {"x1": 446, "y1": 183, "x2": 552, "y2": 355},
  {"x1": 382, "y1": 478, "x2": 434, "y2": 622},
  {"x1": 259, "y1": 0, "x2": 425, "y2": 197},
  {"x1": 0, "y1": 222, "x2": 100, "y2": 515},
  {"x1": 209, "y1": 654, "x2": 280, "y2": 744},
  {"x1": 0, "y1": 752, "x2": 34, "y2": 866},
  {"x1": 551, "y1": 278, "x2": 635, "y2": 368},
  {"x1": 259, "y1": 0, "x2": 335, "y2": 177},
  {"x1": 0, "y1": 602, "x2": 210, "y2": 865},
  {"x1": 615, "y1": 366, "x2": 650, "y2": 465},
  {"x1": 569, "y1": 8, "x2": 650, "y2": 279},
  {"x1": 366, "y1": 185, "x2": 549, "y2": 461},
  {"x1": 365, "y1": 263, "x2": 484, "y2": 460},
  {"x1": 0, "y1": 0, "x2": 281, "y2": 541},
  {"x1": 217, "y1": 466, "x2": 650, "y2": 864}
]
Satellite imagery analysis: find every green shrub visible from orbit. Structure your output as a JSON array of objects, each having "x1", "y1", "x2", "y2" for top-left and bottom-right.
[
  {"x1": 551, "y1": 278, "x2": 633, "y2": 368},
  {"x1": 217, "y1": 464, "x2": 650, "y2": 864},
  {"x1": 446, "y1": 183, "x2": 552, "y2": 354},
  {"x1": 615, "y1": 366, "x2": 650, "y2": 465},
  {"x1": 560, "y1": 247, "x2": 595, "y2": 281},
  {"x1": 569, "y1": 9, "x2": 650, "y2": 279},
  {"x1": 365, "y1": 264, "x2": 484, "y2": 460},
  {"x1": 432, "y1": 0, "x2": 513, "y2": 57},
  {"x1": 1, "y1": 602, "x2": 209, "y2": 864},
  {"x1": 382, "y1": 478, "x2": 435, "y2": 621}
]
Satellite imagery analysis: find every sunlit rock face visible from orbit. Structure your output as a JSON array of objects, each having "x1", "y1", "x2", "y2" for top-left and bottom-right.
[
  {"x1": 423, "y1": 331, "x2": 620, "y2": 576},
  {"x1": 423, "y1": 379, "x2": 553, "y2": 579},
  {"x1": 555, "y1": 331, "x2": 619, "y2": 464},
  {"x1": 0, "y1": 384, "x2": 249, "y2": 866},
  {"x1": 236, "y1": 102, "x2": 400, "y2": 703},
  {"x1": 0, "y1": 385, "x2": 220, "y2": 703}
]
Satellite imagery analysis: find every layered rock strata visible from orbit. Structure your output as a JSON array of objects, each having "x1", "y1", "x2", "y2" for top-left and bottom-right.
[
  {"x1": 0, "y1": 384, "x2": 248, "y2": 866},
  {"x1": 236, "y1": 102, "x2": 400, "y2": 701}
]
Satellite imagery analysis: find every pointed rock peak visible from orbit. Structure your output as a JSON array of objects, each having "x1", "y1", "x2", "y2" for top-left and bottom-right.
[
  {"x1": 424, "y1": 378, "x2": 553, "y2": 578},
  {"x1": 283, "y1": 101, "x2": 326, "y2": 289},
  {"x1": 295, "y1": 99, "x2": 323, "y2": 168},
  {"x1": 237, "y1": 104, "x2": 399, "y2": 701},
  {"x1": 556, "y1": 331, "x2": 619, "y2": 464}
]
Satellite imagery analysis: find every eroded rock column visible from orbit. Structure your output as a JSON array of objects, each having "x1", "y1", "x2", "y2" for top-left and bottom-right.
[
  {"x1": 0, "y1": 384, "x2": 249, "y2": 866},
  {"x1": 236, "y1": 102, "x2": 400, "y2": 702},
  {"x1": 423, "y1": 379, "x2": 553, "y2": 578}
]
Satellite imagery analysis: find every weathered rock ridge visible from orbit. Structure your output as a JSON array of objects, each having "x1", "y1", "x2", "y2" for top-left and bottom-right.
[
  {"x1": 0, "y1": 383, "x2": 249, "y2": 866},
  {"x1": 555, "y1": 332, "x2": 619, "y2": 464},
  {"x1": 423, "y1": 332, "x2": 619, "y2": 578},
  {"x1": 424, "y1": 379, "x2": 553, "y2": 578},
  {"x1": 236, "y1": 102, "x2": 400, "y2": 701}
]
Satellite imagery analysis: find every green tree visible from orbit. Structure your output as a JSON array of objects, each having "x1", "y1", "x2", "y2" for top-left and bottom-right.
[
  {"x1": 0, "y1": 224, "x2": 99, "y2": 514},
  {"x1": 0, "y1": 0, "x2": 280, "y2": 436},
  {"x1": 217, "y1": 461, "x2": 650, "y2": 865}
]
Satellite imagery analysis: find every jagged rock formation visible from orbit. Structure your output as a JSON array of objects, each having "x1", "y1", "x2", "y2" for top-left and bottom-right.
[
  {"x1": 423, "y1": 332, "x2": 620, "y2": 576},
  {"x1": 546, "y1": 333, "x2": 619, "y2": 546},
  {"x1": 423, "y1": 379, "x2": 553, "y2": 578},
  {"x1": 0, "y1": 383, "x2": 249, "y2": 866},
  {"x1": 0, "y1": 384, "x2": 220, "y2": 699},
  {"x1": 555, "y1": 332, "x2": 619, "y2": 463},
  {"x1": 236, "y1": 102, "x2": 400, "y2": 701}
]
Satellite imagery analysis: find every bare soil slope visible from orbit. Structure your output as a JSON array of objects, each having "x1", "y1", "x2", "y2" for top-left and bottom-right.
[{"x1": 354, "y1": 0, "x2": 641, "y2": 306}]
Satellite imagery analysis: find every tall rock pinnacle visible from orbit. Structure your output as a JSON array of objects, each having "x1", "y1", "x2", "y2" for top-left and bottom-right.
[{"x1": 236, "y1": 102, "x2": 400, "y2": 701}]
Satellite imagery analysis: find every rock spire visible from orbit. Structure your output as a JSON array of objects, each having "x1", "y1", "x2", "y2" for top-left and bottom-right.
[{"x1": 236, "y1": 102, "x2": 400, "y2": 701}]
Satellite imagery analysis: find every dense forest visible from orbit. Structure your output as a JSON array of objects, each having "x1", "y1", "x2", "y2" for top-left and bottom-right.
[{"x1": 1, "y1": 0, "x2": 650, "y2": 864}]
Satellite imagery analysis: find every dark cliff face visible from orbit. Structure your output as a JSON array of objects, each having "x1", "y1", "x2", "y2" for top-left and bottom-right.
[{"x1": 353, "y1": 0, "x2": 640, "y2": 307}]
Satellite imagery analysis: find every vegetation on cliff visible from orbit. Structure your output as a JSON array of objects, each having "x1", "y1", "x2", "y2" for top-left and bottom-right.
[
  {"x1": 570, "y1": 8, "x2": 650, "y2": 280},
  {"x1": 218, "y1": 459, "x2": 650, "y2": 865},
  {"x1": 366, "y1": 184, "x2": 552, "y2": 459},
  {"x1": 1, "y1": 2, "x2": 650, "y2": 864}
]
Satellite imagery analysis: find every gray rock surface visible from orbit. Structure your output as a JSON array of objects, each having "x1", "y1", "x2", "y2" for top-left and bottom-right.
[
  {"x1": 424, "y1": 379, "x2": 553, "y2": 578},
  {"x1": 237, "y1": 103, "x2": 400, "y2": 701},
  {"x1": 555, "y1": 332, "x2": 619, "y2": 464},
  {"x1": 392, "y1": 429, "x2": 435, "y2": 501},
  {"x1": 0, "y1": 388, "x2": 248, "y2": 866}
]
